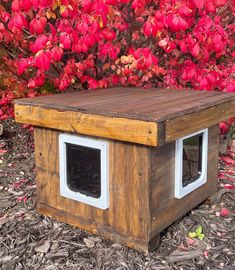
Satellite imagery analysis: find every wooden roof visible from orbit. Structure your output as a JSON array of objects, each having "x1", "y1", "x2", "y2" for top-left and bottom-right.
[{"x1": 14, "y1": 88, "x2": 235, "y2": 146}]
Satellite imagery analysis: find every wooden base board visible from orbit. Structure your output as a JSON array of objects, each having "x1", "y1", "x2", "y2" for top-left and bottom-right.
[{"x1": 38, "y1": 203, "x2": 160, "y2": 254}]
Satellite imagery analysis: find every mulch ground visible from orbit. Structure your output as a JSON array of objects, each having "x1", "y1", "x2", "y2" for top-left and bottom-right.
[{"x1": 0, "y1": 119, "x2": 235, "y2": 270}]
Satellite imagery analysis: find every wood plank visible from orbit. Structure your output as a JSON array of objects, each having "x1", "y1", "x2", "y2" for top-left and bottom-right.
[
  {"x1": 107, "y1": 140, "x2": 151, "y2": 239},
  {"x1": 15, "y1": 88, "x2": 235, "y2": 122},
  {"x1": 15, "y1": 88, "x2": 235, "y2": 145},
  {"x1": 34, "y1": 128, "x2": 66, "y2": 211},
  {"x1": 35, "y1": 128, "x2": 151, "y2": 243},
  {"x1": 150, "y1": 125, "x2": 219, "y2": 237},
  {"x1": 82, "y1": 89, "x2": 203, "y2": 116},
  {"x1": 15, "y1": 104, "x2": 157, "y2": 146},
  {"x1": 165, "y1": 99, "x2": 235, "y2": 143},
  {"x1": 16, "y1": 98, "x2": 235, "y2": 146}
]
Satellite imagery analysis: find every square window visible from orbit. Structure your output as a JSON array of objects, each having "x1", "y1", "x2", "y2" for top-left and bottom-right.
[
  {"x1": 175, "y1": 129, "x2": 208, "y2": 199},
  {"x1": 59, "y1": 134, "x2": 109, "y2": 209}
]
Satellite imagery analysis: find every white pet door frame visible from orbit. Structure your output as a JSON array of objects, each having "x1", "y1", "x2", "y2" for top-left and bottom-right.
[
  {"x1": 175, "y1": 128, "x2": 208, "y2": 199},
  {"x1": 59, "y1": 134, "x2": 109, "y2": 209}
]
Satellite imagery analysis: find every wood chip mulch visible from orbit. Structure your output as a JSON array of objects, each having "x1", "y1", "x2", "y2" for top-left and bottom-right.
[{"x1": 0, "y1": 119, "x2": 234, "y2": 270}]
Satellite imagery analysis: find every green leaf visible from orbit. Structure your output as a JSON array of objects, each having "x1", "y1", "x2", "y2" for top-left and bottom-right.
[
  {"x1": 188, "y1": 232, "x2": 197, "y2": 238},
  {"x1": 198, "y1": 233, "x2": 205, "y2": 241},
  {"x1": 188, "y1": 225, "x2": 205, "y2": 240},
  {"x1": 196, "y1": 225, "x2": 203, "y2": 235}
]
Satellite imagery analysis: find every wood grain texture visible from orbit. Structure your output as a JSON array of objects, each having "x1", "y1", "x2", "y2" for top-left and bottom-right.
[
  {"x1": 15, "y1": 88, "x2": 235, "y2": 145},
  {"x1": 165, "y1": 99, "x2": 235, "y2": 143},
  {"x1": 17, "y1": 104, "x2": 157, "y2": 146},
  {"x1": 150, "y1": 125, "x2": 219, "y2": 238},
  {"x1": 15, "y1": 88, "x2": 235, "y2": 122},
  {"x1": 34, "y1": 127, "x2": 151, "y2": 250},
  {"x1": 34, "y1": 125, "x2": 220, "y2": 253}
]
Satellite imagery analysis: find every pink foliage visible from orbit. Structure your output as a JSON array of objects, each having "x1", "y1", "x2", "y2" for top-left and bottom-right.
[
  {"x1": 219, "y1": 207, "x2": 231, "y2": 217},
  {"x1": 0, "y1": 0, "x2": 234, "y2": 119}
]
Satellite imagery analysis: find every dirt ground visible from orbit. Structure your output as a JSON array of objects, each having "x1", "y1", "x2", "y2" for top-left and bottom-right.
[{"x1": 0, "y1": 119, "x2": 235, "y2": 270}]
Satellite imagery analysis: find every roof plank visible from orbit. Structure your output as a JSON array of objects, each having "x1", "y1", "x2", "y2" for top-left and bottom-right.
[{"x1": 14, "y1": 88, "x2": 235, "y2": 145}]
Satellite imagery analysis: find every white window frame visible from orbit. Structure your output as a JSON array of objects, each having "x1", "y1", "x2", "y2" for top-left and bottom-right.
[
  {"x1": 59, "y1": 134, "x2": 109, "y2": 210},
  {"x1": 175, "y1": 128, "x2": 208, "y2": 199}
]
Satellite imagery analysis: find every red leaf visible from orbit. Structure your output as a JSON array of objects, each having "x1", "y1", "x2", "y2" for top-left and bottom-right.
[
  {"x1": 215, "y1": 0, "x2": 227, "y2": 7},
  {"x1": 194, "y1": 0, "x2": 204, "y2": 9},
  {"x1": 220, "y1": 183, "x2": 235, "y2": 189},
  {"x1": 21, "y1": 0, "x2": 32, "y2": 12},
  {"x1": 220, "y1": 207, "x2": 230, "y2": 217},
  {"x1": 179, "y1": 40, "x2": 187, "y2": 53},
  {"x1": 185, "y1": 236, "x2": 195, "y2": 246},
  {"x1": 228, "y1": 151, "x2": 235, "y2": 159},
  {"x1": 17, "y1": 195, "x2": 28, "y2": 202},
  {"x1": 191, "y1": 43, "x2": 200, "y2": 57},
  {"x1": 221, "y1": 156, "x2": 235, "y2": 166},
  {"x1": 12, "y1": 0, "x2": 21, "y2": 12},
  {"x1": 220, "y1": 122, "x2": 229, "y2": 134},
  {"x1": 51, "y1": 46, "x2": 63, "y2": 62},
  {"x1": 29, "y1": 17, "x2": 46, "y2": 35},
  {"x1": 60, "y1": 34, "x2": 71, "y2": 50},
  {"x1": 204, "y1": 250, "x2": 209, "y2": 258},
  {"x1": 11, "y1": 13, "x2": 28, "y2": 30},
  {"x1": 0, "y1": 149, "x2": 7, "y2": 155},
  {"x1": 35, "y1": 51, "x2": 51, "y2": 71}
]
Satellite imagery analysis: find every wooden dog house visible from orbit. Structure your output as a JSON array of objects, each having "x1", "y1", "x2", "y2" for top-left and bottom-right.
[{"x1": 14, "y1": 88, "x2": 235, "y2": 253}]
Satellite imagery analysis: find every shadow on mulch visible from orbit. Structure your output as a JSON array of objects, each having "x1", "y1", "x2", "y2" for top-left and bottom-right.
[{"x1": 0, "y1": 119, "x2": 234, "y2": 270}]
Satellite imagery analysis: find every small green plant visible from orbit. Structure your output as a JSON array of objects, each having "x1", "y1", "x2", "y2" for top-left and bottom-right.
[{"x1": 188, "y1": 225, "x2": 205, "y2": 241}]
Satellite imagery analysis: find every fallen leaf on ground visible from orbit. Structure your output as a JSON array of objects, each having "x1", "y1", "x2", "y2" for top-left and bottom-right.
[
  {"x1": 84, "y1": 238, "x2": 95, "y2": 248},
  {"x1": 219, "y1": 207, "x2": 231, "y2": 217},
  {"x1": 87, "y1": 236, "x2": 101, "y2": 243},
  {"x1": 35, "y1": 241, "x2": 51, "y2": 253},
  {"x1": 17, "y1": 195, "x2": 28, "y2": 202},
  {"x1": 204, "y1": 250, "x2": 209, "y2": 258},
  {"x1": 185, "y1": 236, "x2": 195, "y2": 246},
  {"x1": 0, "y1": 149, "x2": 7, "y2": 155}
]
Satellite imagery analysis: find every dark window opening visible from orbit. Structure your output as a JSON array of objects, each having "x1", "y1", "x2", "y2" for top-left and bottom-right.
[
  {"x1": 66, "y1": 143, "x2": 101, "y2": 198},
  {"x1": 182, "y1": 133, "x2": 203, "y2": 187}
]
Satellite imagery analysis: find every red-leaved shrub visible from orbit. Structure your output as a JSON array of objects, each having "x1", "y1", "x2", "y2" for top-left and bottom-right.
[{"x1": 0, "y1": 0, "x2": 234, "y2": 123}]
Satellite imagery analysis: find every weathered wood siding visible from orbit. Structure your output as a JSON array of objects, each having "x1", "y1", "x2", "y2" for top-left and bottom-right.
[
  {"x1": 34, "y1": 127, "x2": 152, "y2": 253},
  {"x1": 150, "y1": 125, "x2": 219, "y2": 238}
]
